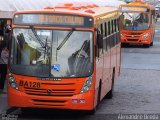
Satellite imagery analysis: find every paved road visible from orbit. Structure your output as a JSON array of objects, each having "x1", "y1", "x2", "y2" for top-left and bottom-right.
[{"x1": 1, "y1": 20, "x2": 160, "y2": 120}]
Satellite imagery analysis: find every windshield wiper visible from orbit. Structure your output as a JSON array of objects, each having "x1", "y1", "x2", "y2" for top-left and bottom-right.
[
  {"x1": 125, "y1": 12, "x2": 133, "y2": 19},
  {"x1": 57, "y1": 29, "x2": 74, "y2": 50},
  {"x1": 134, "y1": 14, "x2": 141, "y2": 20},
  {"x1": 55, "y1": 29, "x2": 74, "y2": 61},
  {"x1": 44, "y1": 36, "x2": 48, "y2": 59},
  {"x1": 30, "y1": 26, "x2": 49, "y2": 63},
  {"x1": 30, "y1": 26, "x2": 45, "y2": 48}
]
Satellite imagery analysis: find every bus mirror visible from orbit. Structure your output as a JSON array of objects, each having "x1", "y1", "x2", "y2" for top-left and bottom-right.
[
  {"x1": 97, "y1": 34, "x2": 103, "y2": 48},
  {"x1": 5, "y1": 25, "x2": 12, "y2": 33}
]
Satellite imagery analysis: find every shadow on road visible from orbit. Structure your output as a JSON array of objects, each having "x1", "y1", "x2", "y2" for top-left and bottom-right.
[
  {"x1": 121, "y1": 44, "x2": 148, "y2": 48},
  {"x1": 18, "y1": 108, "x2": 93, "y2": 120}
]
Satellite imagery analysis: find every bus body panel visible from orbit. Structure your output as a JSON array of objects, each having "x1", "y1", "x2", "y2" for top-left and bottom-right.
[
  {"x1": 8, "y1": 75, "x2": 95, "y2": 110},
  {"x1": 8, "y1": 3, "x2": 121, "y2": 111},
  {"x1": 8, "y1": 88, "x2": 94, "y2": 110}
]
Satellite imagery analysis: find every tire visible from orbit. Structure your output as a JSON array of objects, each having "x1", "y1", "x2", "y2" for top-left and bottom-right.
[
  {"x1": 105, "y1": 71, "x2": 115, "y2": 99},
  {"x1": 121, "y1": 43, "x2": 124, "y2": 47},
  {"x1": 97, "y1": 83, "x2": 101, "y2": 104},
  {"x1": 121, "y1": 43, "x2": 126, "y2": 48},
  {"x1": 86, "y1": 107, "x2": 97, "y2": 115},
  {"x1": 143, "y1": 44, "x2": 150, "y2": 48},
  {"x1": 150, "y1": 41, "x2": 153, "y2": 46},
  {"x1": 21, "y1": 108, "x2": 36, "y2": 115},
  {"x1": 121, "y1": 43, "x2": 129, "y2": 48},
  {"x1": 21, "y1": 108, "x2": 30, "y2": 115}
]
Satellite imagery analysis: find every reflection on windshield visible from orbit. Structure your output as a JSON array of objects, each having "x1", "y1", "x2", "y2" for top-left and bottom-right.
[
  {"x1": 51, "y1": 30, "x2": 93, "y2": 77},
  {"x1": 68, "y1": 40, "x2": 90, "y2": 76},
  {"x1": 11, "y1": 29, "x2": 93, "y2": 78},
  {"x1": 122, "y1": 12, "x2": 150, "y2": 30},
  {"x1": 12, "y1": 29, "x2": 51, "y2": 65}
]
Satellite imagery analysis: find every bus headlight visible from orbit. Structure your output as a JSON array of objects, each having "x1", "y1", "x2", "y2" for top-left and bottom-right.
[
  {"x1": 8, "y1": 76, "x2": 19, "y2": 90},
  {"x1": 142, "y1": 33, "x2": 150, "y2": 38},
  {"x1": 80, "y1": 77, "x2": 92, "y2": 93},
  {"x1": 121, "y1": 33, "x2": 124, "y2": 38}
]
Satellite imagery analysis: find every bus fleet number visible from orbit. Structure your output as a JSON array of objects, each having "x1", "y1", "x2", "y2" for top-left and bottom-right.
[{"x1": 19, "y1": 80, "x2": 41, "y2": 88}]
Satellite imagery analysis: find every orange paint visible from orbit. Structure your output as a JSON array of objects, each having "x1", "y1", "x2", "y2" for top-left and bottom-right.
[{"x1": 8, "y1": 3, "x2": 121, "y2": 113}]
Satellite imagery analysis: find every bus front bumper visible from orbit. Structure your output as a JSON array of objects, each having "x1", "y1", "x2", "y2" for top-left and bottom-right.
[
  {"x1": 8, "y1": 87, "x2": 94, "y2": 110},
  {"x1": 121, "y1": 37, "x2": 151, "y2": 45}
]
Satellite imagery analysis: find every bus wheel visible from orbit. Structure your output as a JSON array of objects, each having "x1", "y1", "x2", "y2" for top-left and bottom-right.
[
  {"x1": 143, "y1": 44, "x2": 150, "y2": 48},
  {"x1": 121, "y1": 43, "x2": 129, "y2": 48},
  {"x1": 121, "y1": 43, "x2": 125, "y2": 47},
  {"x1": 105, "y1": 70, "x2": 115, "y2": 99},
  {"x1": 150, "y1": 42, "x2": 153, "y2": 46},
  {"x1": 97, "y1": 82, "x2": 101, "y2": 104},
  {"x1": 86, "y1": 107, "x2": 97, "y2": 115}
]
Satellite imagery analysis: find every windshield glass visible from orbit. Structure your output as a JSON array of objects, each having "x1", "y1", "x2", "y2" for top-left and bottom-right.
[
  {"x1": 10, "y1": 28, "x2": 93, "y2": 78},
  {"x1": 122, "y1": 12, "x2": 150, "y2": 30}
]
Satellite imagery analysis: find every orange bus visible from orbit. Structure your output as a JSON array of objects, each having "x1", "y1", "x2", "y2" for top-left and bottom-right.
[
  {"x1": 8, "y1": 3, "x2": 121, "y2": 114},
  {"x1": 120, "y1": 0, "x2": 156, "y2": 47}
]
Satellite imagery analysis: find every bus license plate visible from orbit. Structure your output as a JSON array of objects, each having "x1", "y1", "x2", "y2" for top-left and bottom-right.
[{"x1": 19, "y1": 80, "x2": 41, "y2": 88}]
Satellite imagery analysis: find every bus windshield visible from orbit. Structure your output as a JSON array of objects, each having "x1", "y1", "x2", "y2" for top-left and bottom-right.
[
  {"x1": 122, "y1": 12, "x2": 150, "y2": 30},
  {"x1": 10, "y1": 28, "x2": 93, "y2": 78}
]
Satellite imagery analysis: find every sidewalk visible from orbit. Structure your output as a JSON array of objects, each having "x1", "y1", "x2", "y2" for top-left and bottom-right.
[
  {"x1": 0, "y1": 80, "x2": 9, "y2": 114},
  {"x1": 0, "y1": 92, "x2": 8, "y2": 114}
]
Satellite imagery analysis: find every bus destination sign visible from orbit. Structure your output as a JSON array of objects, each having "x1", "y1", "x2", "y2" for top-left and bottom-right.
[
  {"x1": 14, "y1": 14, "x2": 93, "y2": 28},
  {"x1": 121, "y1": 6, "x2": 149, "y2": 12}
]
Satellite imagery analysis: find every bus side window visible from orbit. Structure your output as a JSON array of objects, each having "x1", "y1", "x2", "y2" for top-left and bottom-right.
[
  {"x1": 111, "y1": 20, "x2": 114, "y2": 48},
  {"x1": 108, "y1": 21, "x2": 111, "y2": 35},
  {"x1": 96, "y1": 29, "x2": 103, "y2": 57},
  {"x1": 117, "y1": 18, "x2": 120, "y2": 43},
  {"x1": 105, "y1": 22, "x2": 109, "y2": 51},
  {"x1": 107, "y1": 21, "x2": 111, "y2": 49},
  {"x1": 100, "y1": 24, "x2": 103, "y2": 36},
  {"x1": 112, "y1": 20, "x2": 114, "y2": 34},
  {"x1": 102, "y1": 23, "x2": 106, "y2": 38},
  {"x1": 113, "y1": 19, "x2": 116, "y2": 46},
  {"x1": 102, "y1": 22, "x2": 107, "y2": 52},
  {"x1": 115, "y1": 18, "x2": 120, "y2": 45},
  {"x1": 105, "y1": 22, "x2": 107, "y2": 37}
]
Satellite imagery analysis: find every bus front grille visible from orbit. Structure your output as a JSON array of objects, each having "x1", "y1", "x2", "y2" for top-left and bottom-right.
[
  {"x1": 126, "y1": 36, "x2": 140, "y2": 38},
  {"x1": 24, "y1": 87, "x2": 76, "y2": 97},
  {"x1": 127, "y1": 39, "x2": 139, "y2": 42},
  {"x1": 32, "y1": 99, "x2": 67, "y2": 106},
  {"x1": 130, "y1": 32, "x2": 142, "y2": 35}
]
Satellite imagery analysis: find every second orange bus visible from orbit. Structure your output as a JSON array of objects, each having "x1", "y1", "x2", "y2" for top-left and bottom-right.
[{"x1": 120, "y1": 0, "x2": 156, "y2": 47}]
